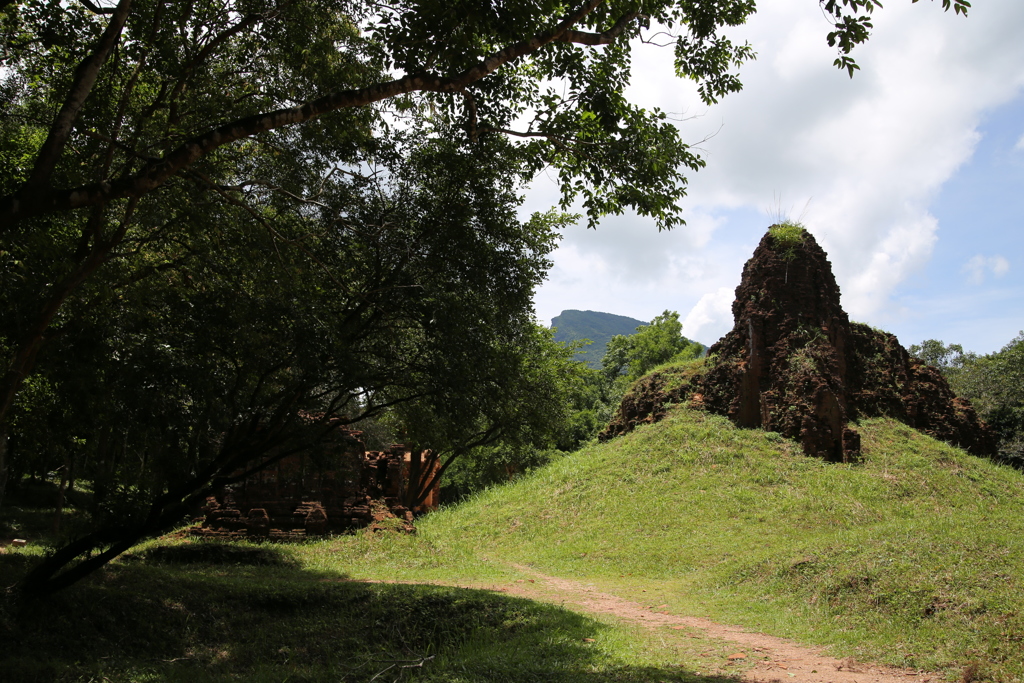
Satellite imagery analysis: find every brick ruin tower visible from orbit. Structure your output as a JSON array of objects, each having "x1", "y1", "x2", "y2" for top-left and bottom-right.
[{"x1": 602, "y1": 225, "x2": 995, "y2": 461}]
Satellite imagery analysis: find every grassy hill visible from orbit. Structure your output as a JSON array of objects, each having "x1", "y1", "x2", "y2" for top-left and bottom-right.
[
  {"x1": 343, "y1": 402, "x2": 1024, "y2": 681},
  {"x1": 551, "y1": 310, "x2": 648, "y2": 368},
  {"x1": 3, "y1": 378, "x2": 1023, "y2": 682}
]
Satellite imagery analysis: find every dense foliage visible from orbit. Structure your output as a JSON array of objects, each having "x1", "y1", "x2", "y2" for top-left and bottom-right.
[
  {"x1": 602, "y1": 310, "x2": 704, "y2": 383},
  {"x1": 443, "y1": 310, "x2": 704, "y2": 501},
  {"x1": 910, "y1": 334, "x2": 1024, "y2": 467}
]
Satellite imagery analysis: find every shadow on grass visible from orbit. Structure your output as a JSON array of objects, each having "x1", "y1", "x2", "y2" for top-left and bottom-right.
[
  {"x1": 141, "y1": 542, "x2": 301, "y2": 567},
  {"x1": 2, "y1": 540, "x2": 741, "y2": 683}
]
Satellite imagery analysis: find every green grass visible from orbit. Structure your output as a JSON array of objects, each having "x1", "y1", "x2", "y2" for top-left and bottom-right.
[
  {"x1": 405, "y1": 410, "x2": 1024, "y2": 681},
  {"x1": 0, "y1": 536, "x2": 743, "y2": 682},
  {"x1": 3, "y1": 408, "x2": 1023, "y2": 681},
  {"x1": 768, "y1": 221, "x2": 806, "y2": 260}
]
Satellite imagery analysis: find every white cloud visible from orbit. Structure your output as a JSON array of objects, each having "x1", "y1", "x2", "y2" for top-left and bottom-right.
[
  {"x1": 993, "y1": 256, "x2": 1011, "y2": 277},
  {"x1": 1016, "y1": 132, "x2": 1024, "y2": 151},
  {"x1": 682, "y1": 287, "x2": 735, "y2": 345},
  {"x1": 963, "y1": 255, "x2": 1011, "y2": 285},
  {"x1": 963, "y1": 256, "x2": 986, "y2": 285}
]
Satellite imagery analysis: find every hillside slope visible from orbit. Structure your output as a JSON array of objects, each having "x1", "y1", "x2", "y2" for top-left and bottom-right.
[
  {"x1": 551, "y1": 310, "x2": 647, "y2": 368},
  {"x1": 411, "y1": 406, "x2": 1024, "y2": 681},
  {"x1": 7, "y1": 403, "x2": 1019, "y2": 682}
]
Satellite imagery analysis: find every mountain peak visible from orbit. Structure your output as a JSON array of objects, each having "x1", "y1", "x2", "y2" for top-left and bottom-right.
[{"x1": 551, "y1": 310, "x2": 648, "y2": 369}]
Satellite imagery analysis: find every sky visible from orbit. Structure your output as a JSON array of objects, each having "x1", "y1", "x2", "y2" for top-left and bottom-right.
[{"x1": 528, "y1": 0, "x2": 1024, "y2": 355}]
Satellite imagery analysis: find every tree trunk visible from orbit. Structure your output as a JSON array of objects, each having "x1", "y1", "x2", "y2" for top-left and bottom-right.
[
  {"x1": 67, "y1": 452, "x2": 76, "y2": 494},
  {"x1": 405, "y1": 448, "x2": 422, "y2": 509},
  {"x1": 52, "y1": 459, "x2": 69, "y2": 535},
  {"x1": 0, "y1": 425, "x2": 9, "y2": 517},
  {"x1": 17, "y1": 473, "x2": 219, "y2": 603}
]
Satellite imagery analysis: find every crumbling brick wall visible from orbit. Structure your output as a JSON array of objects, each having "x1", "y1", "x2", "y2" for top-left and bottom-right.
[{"x1": 195, "y1": 429, "x2": 441, "y2": 539}]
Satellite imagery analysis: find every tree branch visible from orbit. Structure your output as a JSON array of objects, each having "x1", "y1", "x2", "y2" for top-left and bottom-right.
[
  {"x1": 558, "y1": 11, "x2": 642, "y2": 45},
  {"x1": 166, "y1": 11, "x2": 269, "y2": 127},
  {"x1": 80, "y1": 128, "x2": 160, "y2": 163},
  {"x1": 24, "y1": 0, "x2": 132, "y2": 188},
  {"x1": 0, "y1": 0, "x2": 647, "y2": 226},
  {"x1": 189, "y1": 169, "x2": 355, "y2": 297},
  {"x1": 80, "y1": 0, "x2": 116, "y2": 14},
  {"x1": 410, "y1": 425, "x2": 502, "y2": 508}
]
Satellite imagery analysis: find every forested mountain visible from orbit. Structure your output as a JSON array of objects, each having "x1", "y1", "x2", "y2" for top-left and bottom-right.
[{"x1": 550, "y1": 310, "x2": 649, "y2": 368}]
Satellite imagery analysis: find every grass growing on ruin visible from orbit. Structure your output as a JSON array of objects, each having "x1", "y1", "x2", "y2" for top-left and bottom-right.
[
  {"x1": 768, "y1": 221, "x2": 806, "y2": 260},
  {"x1": 768, "y1": 220, "x2": 805, "y2": 244}
]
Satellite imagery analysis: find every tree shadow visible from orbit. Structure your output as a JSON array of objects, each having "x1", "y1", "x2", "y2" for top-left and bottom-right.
[
  {"x1": 141, "y1": 542, "x2": 300, "y2": 567},
  {"x1": 2, "y1": 540, "x2": 745, "y2": 683}
]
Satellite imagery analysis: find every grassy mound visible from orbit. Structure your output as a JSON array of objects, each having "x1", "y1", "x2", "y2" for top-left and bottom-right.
[
  {"x1": 400, "y1": 409, "x2": 1024, "y2": 680},
  {"x1": 3, "y1": 407, "x2": 1021, "y2": 681}
]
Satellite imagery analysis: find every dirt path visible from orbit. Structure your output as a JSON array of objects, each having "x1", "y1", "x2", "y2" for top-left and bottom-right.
[{"x1": 481, "y1": 564, "x2": 938, "y2": 683}]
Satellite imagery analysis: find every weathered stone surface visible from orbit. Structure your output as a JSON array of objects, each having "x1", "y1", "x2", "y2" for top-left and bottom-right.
[
  {"x1": 599, "y1": 364, "x2": 704, "y2": 442},
  {"x1": 696, "y1": 229, "x2": 859, "y2": 460},
  {"x1": 301, "y1": 503, "x2": 328, "y2": 535},
  {"x1": 602, "y1": 227, "x2": 996, "y2": 460},
  {"x1": 247, "y1": 508, "x2": 270, "y2": 537}
]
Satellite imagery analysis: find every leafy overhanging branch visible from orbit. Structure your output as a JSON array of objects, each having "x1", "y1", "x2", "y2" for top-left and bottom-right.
[
  {"x1": 0, "y1": 0, "x2": 645, "y2": 226},
  {"x1": 822, "y1": 0, "x2": 970, "y2": 77},
  {"x1": 24, "y1": 0, "x2": 132, "y2": 189}
]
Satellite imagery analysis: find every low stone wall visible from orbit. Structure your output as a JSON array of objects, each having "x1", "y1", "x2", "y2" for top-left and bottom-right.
[{"x1": 193, "y1": 431, "x2": 440, "y2": 539}]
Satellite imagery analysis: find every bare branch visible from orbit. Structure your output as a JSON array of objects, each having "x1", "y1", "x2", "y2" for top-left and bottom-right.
[
  {"x1": 558, "y1": 11, "x2": 642, "y2": 45},
  {"x1": 478, "y1": 126, "x2": 607, "y2": 148},
  {"x1": 462, "y1": 90, "x2": 479, "y2": 142},
  {"x1": 640, "y1": 30, "x2": 680, "y2": 47},
  {"x1": 234, "y1": 179, "x2": 330, "y2": 208},
  {"x1": 79, "y1": 0, "x2": 116, "y2": 14},
  {"x1": 25, "y1": 0, "x2": 132, "y2": 188}
]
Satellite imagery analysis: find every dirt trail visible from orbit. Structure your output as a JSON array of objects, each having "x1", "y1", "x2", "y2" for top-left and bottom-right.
[{"x1": 486, "y1": 564, "x2": 938, "y2": 683}]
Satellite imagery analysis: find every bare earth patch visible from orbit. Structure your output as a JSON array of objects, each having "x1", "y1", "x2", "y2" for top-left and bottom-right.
[{"x1": 483, "y1": 565, "x2": 939, "y2": 683}]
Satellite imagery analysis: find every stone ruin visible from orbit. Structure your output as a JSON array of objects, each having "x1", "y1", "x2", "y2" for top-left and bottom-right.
[
  {"x1": 601, "y1": 226, "x2": 996, "y2": 461},
  {"x1": 193, "y1": 428, "x2": 440, "y2": 540}
]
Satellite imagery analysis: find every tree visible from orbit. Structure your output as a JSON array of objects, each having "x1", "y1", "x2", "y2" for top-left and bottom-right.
[
  {"x1": 908, "y1": 339, "x2": 971, "y2": 373},
  {"x1": 0, "y1": 0, "x2": 972, "y2": 458},
  {"x1": 413, "y1": 325, "x2": 590, "y2": 502},
  {"x1": 10, "y1": 136, "x2": 576, "y2": 601},
  {"x1": 912, "y1": 334, "x2": 1024, "y2": 468},
  {"x1": 602, "y1": 310, "x2": 703, "y2": 383}
]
